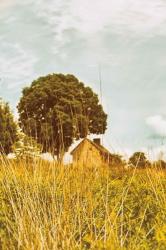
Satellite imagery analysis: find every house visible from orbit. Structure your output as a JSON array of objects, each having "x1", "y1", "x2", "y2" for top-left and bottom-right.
[{"x1": 70, "y1": 138, "x2": 112, "y2": 167}]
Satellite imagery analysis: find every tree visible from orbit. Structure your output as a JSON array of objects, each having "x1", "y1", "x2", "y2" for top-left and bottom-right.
[
  {"x1": 13, "y1": 130, "x2": 41, "y2": 161},
  {"x1": 109, "y1": 153, "x2": 125, "y2": 167},
  {"x1": 129, "y1": 152, "x2": 150, "y2": 168},
  {"x1": 18, "y1": 74, "x2": 107, "y2": 161},
  {"x1": 0, "y1": 99, "x2": 18, "y2": 154}
]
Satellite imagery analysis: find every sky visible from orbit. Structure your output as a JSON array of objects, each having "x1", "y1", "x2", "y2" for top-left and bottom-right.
[{"x1": 0, "y1": 0, "x2": 166, "y2": 159}]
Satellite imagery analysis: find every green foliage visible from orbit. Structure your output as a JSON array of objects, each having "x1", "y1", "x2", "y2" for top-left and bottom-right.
[
  {"x1": 109, "y1": 153, "x2": 125, "y2": 167},
  {"x1": 0, "y1": 99, "x2": 18, "y2": 154},
  {"x1": 13, "y1": 130, "x2": 41, "y2": 161},
  {"x1": 18, "y1": 74, "x2": 107, "y2": 159},
  {"x1": 129, "y1": 152, "x2": 150, "y2": 168}
]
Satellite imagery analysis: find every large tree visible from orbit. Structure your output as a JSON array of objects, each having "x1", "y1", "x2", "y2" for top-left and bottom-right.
[
  {"x1": 18, "y1": 74, "x2": 107, "y2": 161},
  {"x1": 0, "y1": 99, "x2": 18, "y2": 154}
]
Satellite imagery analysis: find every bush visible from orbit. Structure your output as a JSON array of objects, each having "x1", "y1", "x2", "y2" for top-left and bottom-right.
[
  {"x1": 129, "y1": 152, "x2": 150, "y2": 168},
  {"x1": 0, "y1": 99, "x2": 18, "y2": 155}
]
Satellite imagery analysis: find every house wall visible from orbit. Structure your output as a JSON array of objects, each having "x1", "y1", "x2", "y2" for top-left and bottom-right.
[{"x1": 72, "y1": 140, "x2": 103, "y2": 167}]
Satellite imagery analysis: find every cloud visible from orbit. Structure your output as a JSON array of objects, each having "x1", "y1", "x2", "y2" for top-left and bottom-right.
[
  {"x1": 25, "y1": 0, "x2": 166, "y2": 66},
  {"x1": 32, "y1": 0, "x2": 166, "y2": 38},
  {"x1": 0, "y1": 0, "x2": 16, "y2": 10},
  {"x1": 0, "y1": 43, "x2": 38, "y2": 89},
  {"x1": 146, "y1": 115, "x2": 166, "y2": 137},
  {"x1": 70, "y1": 0, "x2": 166, "y2": 35}
]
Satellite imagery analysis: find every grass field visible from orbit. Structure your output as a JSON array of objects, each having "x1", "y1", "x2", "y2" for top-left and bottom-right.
[{"x1": 0, "y1": 159, "x2": 166, "y2": 249}]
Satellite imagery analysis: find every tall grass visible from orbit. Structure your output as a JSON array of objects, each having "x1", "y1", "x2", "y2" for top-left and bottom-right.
[{"x1": 0, "y1": 159, "x2": 166, "y2": 249}]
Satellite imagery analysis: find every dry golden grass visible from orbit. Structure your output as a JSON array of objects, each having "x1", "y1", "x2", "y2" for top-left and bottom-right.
[{"x1": 0, "y1": 158, "x2": 166, "y2": 249}]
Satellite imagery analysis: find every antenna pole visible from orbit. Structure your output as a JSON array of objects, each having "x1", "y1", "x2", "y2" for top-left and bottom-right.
[
  {"x1": 98, "y1": 64, "x2": 104, "y2": 145},
  {"x1": 98, "y1": 65, "x2": 103, "y2": 104}
]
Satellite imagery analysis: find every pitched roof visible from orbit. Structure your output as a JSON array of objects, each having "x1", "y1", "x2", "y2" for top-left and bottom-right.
[{"x1": 70, "y1": 138, "x2": 111, "y2": 156}]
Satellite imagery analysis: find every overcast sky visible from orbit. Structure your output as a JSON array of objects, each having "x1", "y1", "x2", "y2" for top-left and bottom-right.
[{"x1": 0, "y1": 0, "x2": 166, "y2": 158}]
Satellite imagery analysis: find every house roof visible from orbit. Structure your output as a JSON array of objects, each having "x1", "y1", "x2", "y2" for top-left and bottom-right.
[{"x1": 70, "y1": 138, "x2": 111, "y2": 156}]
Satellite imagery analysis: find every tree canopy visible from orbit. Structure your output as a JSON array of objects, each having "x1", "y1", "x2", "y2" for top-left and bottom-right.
[
  {"x1": 18, "y1": 74, "x2": 107, "y2": 160},
  {"x1": 129, "y1": 152, "x2": 150, "y2": 168},
  {"x1": 0, "y1": 99, "x2": 18, "y2": 154}
]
